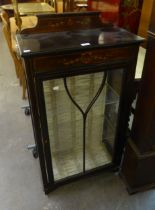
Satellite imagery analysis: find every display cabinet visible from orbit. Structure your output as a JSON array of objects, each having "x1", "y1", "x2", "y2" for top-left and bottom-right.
[{"x1": 16, "y1": 12, "x2": 143, "y2": 193}]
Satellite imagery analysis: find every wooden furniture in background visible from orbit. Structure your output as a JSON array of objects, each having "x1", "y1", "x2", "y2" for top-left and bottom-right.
[
  {"x1": 0, "y1": 0, "x2": 55, "y2": 99},
  {"x1": 63, "y1": 0, "x2": 74, "y2": 11},
  {"x1": 0, "y1": 0, "x2": 50, "y2": 5},
  {"x1": 74, "y1": 0, "x2": 87, "y2": 12},
  {"x1": 121, "y1": 0, "x2": 155, "y2": 193},
  {"x1": 138, "y1": 0, "x2": 153, "y2": 45},
  {"x1": 16, "y1": 12, "x2": 143, "y2": 193},
  {"x1": 0, "y1": 2, "x2": 55, "y2": 17},
  {"x1": 10, "y1": 15, "x2": 37, "y2": 52},
  {"x1": 1, "y1": 10, "x2": 27, "y2": 99}
]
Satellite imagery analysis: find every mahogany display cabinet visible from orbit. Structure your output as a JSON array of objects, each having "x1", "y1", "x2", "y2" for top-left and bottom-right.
[{"x1": 16, "y1": 12, "x2": 143, "y2": 194}]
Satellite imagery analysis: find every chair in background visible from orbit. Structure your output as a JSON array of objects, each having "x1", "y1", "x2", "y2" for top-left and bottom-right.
[{"x1": 1, "y1": 10, "x2": 26, "y2": 99}]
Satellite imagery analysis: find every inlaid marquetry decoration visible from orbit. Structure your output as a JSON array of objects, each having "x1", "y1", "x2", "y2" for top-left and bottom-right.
[
  {"x1": 62, "y1": 50, "x2": 128, "y2": 66},
  {"x1": 63, "y1": 51, "x2": 105, "y2": 65},
  {"x1": 33, "y1": 47, "x2": 133, "y2": 73},
  {"x1": 43, "y1": 70, "x2": 123, "y2": 181},
  {"x1": 49, "y1": 17, "x2": 91, "y2": 30}
]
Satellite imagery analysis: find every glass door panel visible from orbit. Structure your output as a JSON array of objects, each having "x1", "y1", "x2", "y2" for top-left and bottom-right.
[
  {"x1": 43, "y1": 79, "x2": 83, "y2": 181},
  {"x1": 43, "y1": 69, "x2": 123, "y2": 181},
  {"x1": 85, "y1": 73, "x2": 112, "y2": 170},
  {"x1": 102, "y1": 69, "x2": 123, "y2": 151}
]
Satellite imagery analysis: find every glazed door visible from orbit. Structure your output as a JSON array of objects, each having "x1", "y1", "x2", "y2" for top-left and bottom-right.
[{"x1": 39, "y1": 68, "x2": 124, "y2": 182}]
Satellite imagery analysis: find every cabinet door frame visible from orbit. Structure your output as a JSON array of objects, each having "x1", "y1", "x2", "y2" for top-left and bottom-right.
[{"x1": 32, "y1": 60, "x2": 134, "y2": 193}]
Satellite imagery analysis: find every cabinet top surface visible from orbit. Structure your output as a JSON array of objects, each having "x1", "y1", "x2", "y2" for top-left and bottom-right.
[{"x1": 16, "y1": 27, "x2": 143, "y2": 58}]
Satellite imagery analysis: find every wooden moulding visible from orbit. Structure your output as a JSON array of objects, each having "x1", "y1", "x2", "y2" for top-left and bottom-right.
[
  {"x1": 21, "y1": 12, "x2": 106, "y2": 34},
  {"x1": 121, "y1": 138, "x2": 155, "y2": 194},
  {"x1": 32, "y1": 46, "x2": 135, "y2": 73}
]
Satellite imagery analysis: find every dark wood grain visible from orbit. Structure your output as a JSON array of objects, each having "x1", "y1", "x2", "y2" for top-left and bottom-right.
[
  {"x1": 121, "y1": 0, "x2": 155, "y2": 193},
  {"x1": 32, "y1": 47, "x2": 135, "y2": 73},
  {"x1": 21, "y1": 12, "x2": 105, "y2": 34}
]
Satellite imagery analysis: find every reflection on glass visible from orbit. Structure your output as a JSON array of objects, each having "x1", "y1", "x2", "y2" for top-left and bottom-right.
[
  {"x1": 43, "y1": 70, "x2": 123, "y2": 181},
  {"x1": 43, "y1": 78, "x2": 83, "y2": 181}
]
